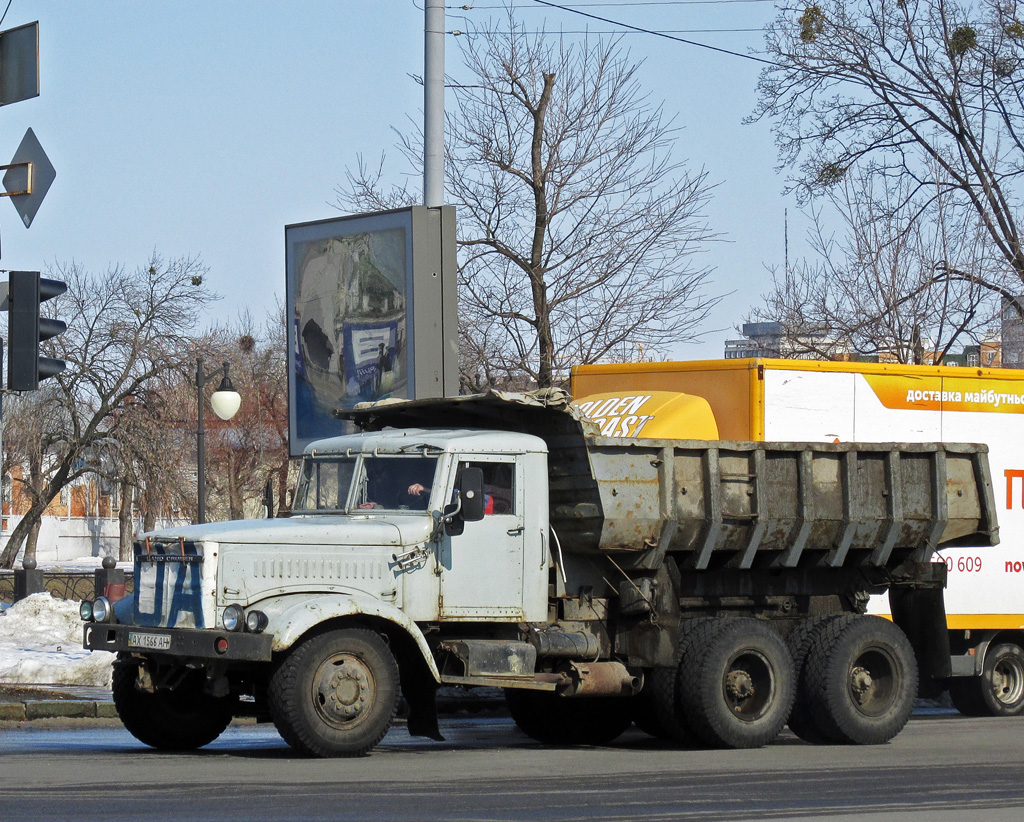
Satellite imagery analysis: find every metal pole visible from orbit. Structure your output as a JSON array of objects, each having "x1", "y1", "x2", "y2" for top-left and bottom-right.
[
  {"x1": 196, "y1": 357, "x2": 206, "y2": 524},
  {"x1": 0, "y1": 341, "x2": 4, "y2": 544},
  {"x1": 424, "y1": 0, "x2": 445, "y2": 207}
]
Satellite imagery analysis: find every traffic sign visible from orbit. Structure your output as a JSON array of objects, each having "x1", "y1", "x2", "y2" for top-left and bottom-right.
[
  {"x1": 1, "y1": 127, "x2": 55, "y2": 227},
  {"x1": 0, "y1": 22, "x2": 39, "y2": 108}
]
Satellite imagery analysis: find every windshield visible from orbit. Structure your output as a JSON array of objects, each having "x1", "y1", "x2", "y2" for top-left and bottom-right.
[{"x1": 293, "y1": 454, "x2": 439, "y2": 513}]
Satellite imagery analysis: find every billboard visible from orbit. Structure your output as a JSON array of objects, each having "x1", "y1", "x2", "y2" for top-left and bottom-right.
[{"x1": 286, "y1": 206, "x2": 457, "y2": 455}]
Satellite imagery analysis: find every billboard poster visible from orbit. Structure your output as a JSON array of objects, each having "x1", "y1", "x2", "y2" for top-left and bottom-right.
[{"x1": 286, "y1": 209, "x2": 414, "y2": 454}]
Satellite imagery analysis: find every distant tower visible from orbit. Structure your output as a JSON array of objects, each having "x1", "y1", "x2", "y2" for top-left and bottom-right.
[{"x1": 784, "y1": 208, "x2": 789, "y2": 278}]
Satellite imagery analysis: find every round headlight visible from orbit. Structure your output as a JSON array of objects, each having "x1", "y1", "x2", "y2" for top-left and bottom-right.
[
  {"x1": 222, "y1": 604, "x2": 244, "y2": 632},
  {"x1": 91, "y1": 596, "x2": 112, "y2": 623},
  {"x1": 79, "y1": 600, "x2": 94, "y2": 622},
  {"x1": 245, "y1": 610, "x2": 268, "y2": 634}
]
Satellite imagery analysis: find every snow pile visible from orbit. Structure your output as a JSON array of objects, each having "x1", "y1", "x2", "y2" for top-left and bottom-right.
[{"x1": 0, "y1": 593, "x2": 114, "y2": 686}]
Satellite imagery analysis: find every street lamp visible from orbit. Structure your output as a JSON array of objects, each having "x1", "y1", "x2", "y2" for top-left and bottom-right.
[{"x1": 196, "y1": 357, "x2": 241, "y2": 523}]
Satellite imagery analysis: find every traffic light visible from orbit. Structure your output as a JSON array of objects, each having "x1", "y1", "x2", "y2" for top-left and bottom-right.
[{"x1": 6, "y1": 270, "x2": 66, "y2": 391}]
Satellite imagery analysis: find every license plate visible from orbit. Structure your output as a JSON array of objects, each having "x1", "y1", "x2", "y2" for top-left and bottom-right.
[{"x1": 128, "y1": 632, "x2": 172, "y2": 650}]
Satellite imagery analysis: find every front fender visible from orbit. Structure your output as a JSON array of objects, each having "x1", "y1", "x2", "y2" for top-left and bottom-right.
[{"x1": 256, "y1": 593, "x2": 440, "y2": 682}]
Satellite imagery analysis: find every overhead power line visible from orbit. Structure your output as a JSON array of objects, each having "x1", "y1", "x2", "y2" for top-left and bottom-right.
[
  {"x1": 528, "y1": 0, "x2": 777, "y2": 64},
  {"x1": 453, "y1": 28, "x2": 764, "y2": 34},
  {"x1": 459, "y1": 1, "x2": 777, "y2": 7}
]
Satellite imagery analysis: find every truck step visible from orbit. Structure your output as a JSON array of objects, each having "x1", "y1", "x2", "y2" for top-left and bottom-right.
[{"x1": 438, "y1": 639, "x2": 538, "y2": 679}]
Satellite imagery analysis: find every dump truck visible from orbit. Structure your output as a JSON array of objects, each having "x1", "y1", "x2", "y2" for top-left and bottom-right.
[
  {"x1": 82, "y1": 390, "x2": 998, "y2": 756},
  {"x1": 573, "y1": 357, "x2": 1024, "y2": 718}
]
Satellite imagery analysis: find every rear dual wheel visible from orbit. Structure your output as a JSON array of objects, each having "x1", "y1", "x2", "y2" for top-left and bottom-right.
[
  {"x1": 645, "y1": 617, "x2": 796, "y2": 749},
  {"x1": 787, "y1": 615, "x2": 848, "y2": 743},
  {"x1": 800, "y1": 615, "x2": 918, "y2": 745},
  {"x1": 644, "y1": 617, "x2": 719, "y2": 744},
  {"x1": 679, "y1": 618, "x2": 796, "y2": 749}
]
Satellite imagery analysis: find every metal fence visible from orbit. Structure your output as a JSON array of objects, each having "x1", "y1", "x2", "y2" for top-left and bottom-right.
[{"x1": 0, "y1": 570, "x2": 135, "y2": 605}]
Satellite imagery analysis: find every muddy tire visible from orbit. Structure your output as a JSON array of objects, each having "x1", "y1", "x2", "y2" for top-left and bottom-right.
[
  {"x1": 949, "y1": 642, "x2": 1024, "y2": 717},
  {"x1": 112, "y1": 658, "x2": 235, "y2": 751},
  {"x1": 269, "y1": 627, "x2": 399, "y2": 757},
  {"x1": 787, "y1": 615, "x2": 851, "y2": 743},
  {"x1": 505, "y1": 689, "x2": 632, "y2": 746},
  {"x1": 632, "y1": 684, "x2": 672, "y2": 739},
  {"x1": 645, "y1": 617, "x2": 725, "y2": 744},
  {"x1": 804, "y1": 615, "x2": 917, "y2": 745},
  {"x1": 645, "y1": 666, "x2": 692, "y2": 741},
  {"x1": 678, "y1": 617, "x2": 795, "y2": 749}
]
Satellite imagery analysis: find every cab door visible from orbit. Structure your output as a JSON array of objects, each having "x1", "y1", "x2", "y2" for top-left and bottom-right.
[{"x1": 438, "y1": 455, "x2": 527, "y2": 620}]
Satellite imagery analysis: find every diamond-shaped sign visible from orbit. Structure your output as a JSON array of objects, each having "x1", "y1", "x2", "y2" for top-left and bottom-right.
[{"x1": 2, "y1": 128, "x2": 55, "y2": 227}]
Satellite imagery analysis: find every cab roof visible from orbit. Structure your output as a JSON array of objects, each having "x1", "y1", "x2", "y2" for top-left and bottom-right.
[{"x1": 304, "y1": 426, "x2": 547, "y2": 457}]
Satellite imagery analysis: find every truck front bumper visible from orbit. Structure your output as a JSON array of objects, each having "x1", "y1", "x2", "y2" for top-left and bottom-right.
[{"x1": 83, "y1": 622, "x2": 274, "y2": 662}]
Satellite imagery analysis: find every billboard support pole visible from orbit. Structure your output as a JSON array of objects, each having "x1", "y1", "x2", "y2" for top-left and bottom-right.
[{"x1": 424, "y1": 0, "x2": 445, "y2": 207}]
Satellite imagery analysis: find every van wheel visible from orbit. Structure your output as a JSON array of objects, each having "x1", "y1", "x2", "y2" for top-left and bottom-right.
[
  {"x1": 678, "y1": 617, "x2": 796, "y2": 749},
  {"x1": 950, "y1": 643, "x2": 1024, "y2": 717},
  {"x1": 269, "y1": 627, "x2": 399, "y2": 757},
  {"x1": 787, "y1": 615, "x2": 851, "y2": 743},
  {"x1": 112, "y1": 658, "x2": 235, "y2": 751},
  {"x1": 505, "y1": 689, "x2": 632, "y2": 745},
  {"x1": 804, "y1": 615, "x2": 917, "y2": 745},
  {"x1": 981, "y1": 643, "x2": 1024, "y2": 716}
]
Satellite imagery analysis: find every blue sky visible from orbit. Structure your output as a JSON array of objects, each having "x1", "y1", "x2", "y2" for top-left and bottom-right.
[{"x1": 0, "y1": 0, "x2": 805, "y2": 360}]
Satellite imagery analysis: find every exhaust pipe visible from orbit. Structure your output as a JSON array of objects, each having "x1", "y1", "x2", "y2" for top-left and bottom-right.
[{"x1": 559, "y1": 661, "x2": 643, "y2": 697}]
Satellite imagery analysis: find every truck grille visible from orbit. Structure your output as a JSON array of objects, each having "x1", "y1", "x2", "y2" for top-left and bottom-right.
[{"x1": 133, "y1": 538, "x2": 208, "y2": 629}]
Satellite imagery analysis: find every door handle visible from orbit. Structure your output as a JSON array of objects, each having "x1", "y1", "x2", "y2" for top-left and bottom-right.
[{"x1": 507, "y1": 526, "x2": 524, "y2": 536}]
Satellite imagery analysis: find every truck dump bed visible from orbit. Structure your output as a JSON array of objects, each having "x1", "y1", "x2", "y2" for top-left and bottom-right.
[
  {"x1": 342, "y1": 390, "x2": 999, "y2": 572},
  {"x1": 568, "y1": 438, "x2": 998, "y2": 570}
]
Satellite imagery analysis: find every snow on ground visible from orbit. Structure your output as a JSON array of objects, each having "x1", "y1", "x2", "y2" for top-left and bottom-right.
[{"x1": 0, "y1": 593, "x2": 114, "y2": 687}]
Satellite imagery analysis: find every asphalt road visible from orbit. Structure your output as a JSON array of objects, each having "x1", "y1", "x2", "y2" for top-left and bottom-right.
[{"x1": 1, "y1": 713, "x2": 1022, "y2": 821}]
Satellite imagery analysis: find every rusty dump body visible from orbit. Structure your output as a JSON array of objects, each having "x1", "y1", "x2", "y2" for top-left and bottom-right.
[
  {"x1": 568, "y1": 438, "x2": 998, "y2": 571},
  {"x1": 346, "y1": 389, "x2": 1000, "y2": 573}
]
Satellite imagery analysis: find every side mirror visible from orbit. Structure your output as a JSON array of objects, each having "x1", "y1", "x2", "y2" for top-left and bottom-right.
[
  {"x1": 457, "y1": 467, "x2": 486, "y2": 522},
  {"x1": 443, "y1": 500, "x2": 465, "y2": 536}
]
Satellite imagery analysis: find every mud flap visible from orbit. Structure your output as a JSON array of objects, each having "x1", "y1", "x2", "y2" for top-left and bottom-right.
[
  {"x1": 889, "y1": 586, "x2": 952, "y2": 698},
  {"x1": 401, "y1": 677, "x2": 444, "y2": 741}
]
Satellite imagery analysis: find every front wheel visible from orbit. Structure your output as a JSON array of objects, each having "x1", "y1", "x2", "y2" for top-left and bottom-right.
[
  {"x1": 269, "y1": 627, "x2": 400, "y2": 757},
  {"x1": 112, "y1": 658, "x2": 235, "y2": 751}
]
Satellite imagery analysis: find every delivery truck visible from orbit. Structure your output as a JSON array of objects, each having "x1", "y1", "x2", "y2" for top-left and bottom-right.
[
  {"x1": 572, "y1": 358, "x2": 1024, "y2": 718},
  {"x1": 82, "y1": 390, "x2": 998, "y2": 756}
]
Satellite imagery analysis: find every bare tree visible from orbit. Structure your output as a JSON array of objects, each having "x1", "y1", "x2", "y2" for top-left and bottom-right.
[
  {"x1": 339, "y1": 14, "x2": 719, "y2": 388},
  {"x1": 1, "y1": 385, "x2": 65, "y2": 563},
  {"x1": 194, "y1": 310, "x2": 290, "y2": 522},
  {"x1": 106, "y1": 383, "x2": 198, "y2": 559},
  {"x1": 0, "y1": 256, "x2": 216, "y2": 569},
  {"x1": 753, "y1": 167, "x2": 999, "y2": 361},
  {"x1": 751, "y1": 0, "x2": 1024, "y2": 308}
]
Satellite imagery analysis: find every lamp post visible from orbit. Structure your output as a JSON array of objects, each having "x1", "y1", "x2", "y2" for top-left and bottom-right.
[{"x1": 195, "y1": 357, "x2": 241, "y2": 524}]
